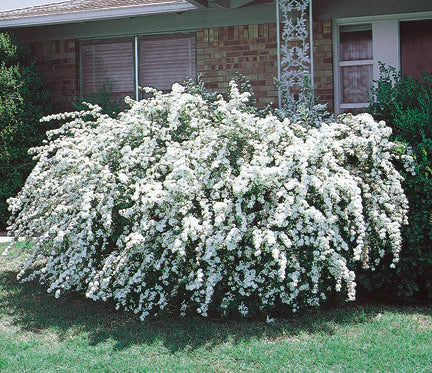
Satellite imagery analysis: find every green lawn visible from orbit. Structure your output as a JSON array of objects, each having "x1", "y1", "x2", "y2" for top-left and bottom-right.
[{"x1": 0, "y1": 243, "x2": 431, "y2": 373}]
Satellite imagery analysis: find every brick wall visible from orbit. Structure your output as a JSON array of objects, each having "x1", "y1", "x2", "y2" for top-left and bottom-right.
[
  {"x1": 196, "y1": 21, "x2": 334, "y2": 111},
  {"x1": 196, "y1": 24, "x2": 279, "y2": 108},
  {"x1": 313, "y1": 20, "x2": 334, "y2": 112},
  {"x1": 22, "y1": 20, "x2": 334, "y2": 114},
  {"x1": 28, "y1": 39, "x2": 79, "y2": 113}
]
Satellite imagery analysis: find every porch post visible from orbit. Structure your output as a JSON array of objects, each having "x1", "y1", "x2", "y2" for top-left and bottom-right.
[
  {"x1": 309, "y1": 0, "x2": 314, "y2": 91},
  {"x1": 279, "y1": 0, "x2": 313, "y2": 97},
  {"x1": 276, "y1": 0, "x2": 282, "y2": 108}
]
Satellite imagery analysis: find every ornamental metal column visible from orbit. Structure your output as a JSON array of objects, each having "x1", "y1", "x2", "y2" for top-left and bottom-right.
[{"x1": 277, "y1": 0, "x2": 314, "y2": 102}]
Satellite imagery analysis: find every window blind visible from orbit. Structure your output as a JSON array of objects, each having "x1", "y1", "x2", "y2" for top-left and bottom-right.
[
  {"x1": 340, "y1": 29, "x2": 373, "y2": 62},
  {"x1": 80, "y1": 38, "x2": 135, "y2": 98},
  {"x1": 139, "y1": 34, "x2": 196, "y2": 92}
]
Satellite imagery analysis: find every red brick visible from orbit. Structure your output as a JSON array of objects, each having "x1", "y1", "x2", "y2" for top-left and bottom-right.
[
  {"x1": 197, "y1": 24, "x2": 278, "y2": 108},
  {"x1": 27, "y1": 38, "x2": 78, "y2": 113},
  {"x1": 313, "y1": 20, "x2": 334, "y2": 111}
]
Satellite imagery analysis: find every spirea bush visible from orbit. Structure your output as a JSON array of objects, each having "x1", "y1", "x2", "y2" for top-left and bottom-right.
[{"x1": 8, "y1": 83, "x2": 410, "y2": 319}]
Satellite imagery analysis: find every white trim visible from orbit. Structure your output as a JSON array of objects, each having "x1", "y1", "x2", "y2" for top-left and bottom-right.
[
  {"x1": 372, "y1": 20, "x2": 400, "y2": 81},
  {"x1": 339, "y1": 60, "x2": 373, "y2": 67},
  {"x1": 0, "y1": 2, "x2": 196, "y2": 28},
  {"x1": 340, "y1": 24, "x2": 372, "y2": 32},
  {"x1": 333, "y1": 11, "x2": 432, "y2": 26},
  {"x1": 332, "y1": 20, "x2": 341, "y2": 114},
  {"x1": 340, "y1": 103, "x2": 369, "y2": 109},
  {"x1": 134, "y1": 36, "x2": 139, "y2": 100}
]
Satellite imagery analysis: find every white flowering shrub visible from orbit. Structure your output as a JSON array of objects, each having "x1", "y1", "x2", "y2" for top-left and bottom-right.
[{"x1": 7, "y1": 83, "x2": 409, "y2": 319}]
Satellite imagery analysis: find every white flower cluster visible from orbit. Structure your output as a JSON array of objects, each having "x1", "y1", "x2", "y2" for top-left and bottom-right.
[{"x1": 7, "y1": 83, "x2": 409, "y2": 319}]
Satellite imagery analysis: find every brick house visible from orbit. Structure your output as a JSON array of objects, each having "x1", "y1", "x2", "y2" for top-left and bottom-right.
[{"x1": 0, "y1": 0, "x2": 431, "y2": 114}]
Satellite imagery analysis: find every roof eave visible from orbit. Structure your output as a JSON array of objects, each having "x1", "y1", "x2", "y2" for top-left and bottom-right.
[{"x1": 0, "y1": 1, "x2": 197, "y2": 29}]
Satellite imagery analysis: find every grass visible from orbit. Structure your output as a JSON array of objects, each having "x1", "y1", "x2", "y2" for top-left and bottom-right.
[{"x1": 0, "y1": 243, "x2": 431, "y2": 373}]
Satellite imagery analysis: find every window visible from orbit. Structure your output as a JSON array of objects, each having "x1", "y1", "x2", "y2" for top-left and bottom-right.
[
  {"x1": 80, "y1": 33, "x2": 196, "y2": 100},
  {"x1": 80, "y1": 38, "x2": 135, "y2": 98},
  {"x1": 139, "y1": 34, "x2": 196, "y2": 92},
  {"x1": 334, "y1": 15, "x2": 432, "y2": 114},
  {"x1": 338, "y1": 25, "x2": 373, "y2": 112}
]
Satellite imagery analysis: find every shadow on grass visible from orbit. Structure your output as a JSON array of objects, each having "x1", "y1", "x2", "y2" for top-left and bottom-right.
[{"x1": 0, "y1": 269, "x2": 430, "y2": 353}]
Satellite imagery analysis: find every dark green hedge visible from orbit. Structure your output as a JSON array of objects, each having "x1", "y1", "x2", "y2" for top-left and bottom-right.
[
  {"x1": 0, "y1": 33, "x2": 52, "y2": 230},
  {"x1": 364, "y1": 64, "x2": 432, "y2": 300}
]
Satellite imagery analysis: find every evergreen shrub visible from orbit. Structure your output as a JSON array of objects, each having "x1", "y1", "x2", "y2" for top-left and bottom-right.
[
  {"x1": 0, "y1": 32, "x2": 52, "y2": 229},
  {"x1": 366, "y1": 64, "x2": 432, "y2": 300}
]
